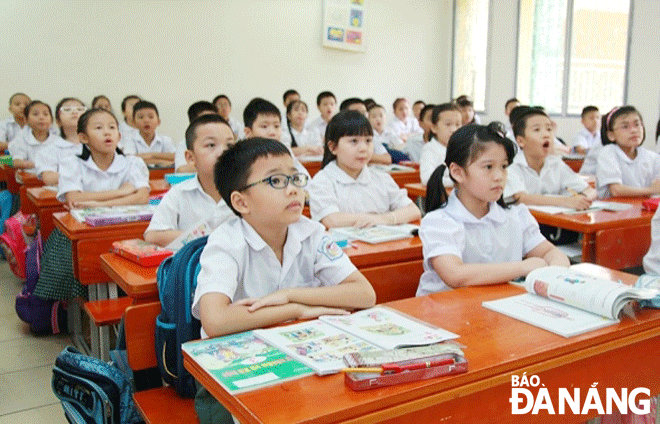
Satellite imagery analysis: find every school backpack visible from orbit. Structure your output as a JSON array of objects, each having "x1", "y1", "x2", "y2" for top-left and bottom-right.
[
  {"x1": 0, "y1": 212, "x2": 30, "y2": 279},
  {"x1": 14, "y1": 231, "x2": 68, "y2": 335},
  {"x1": 155, "y1": 235, "x2": 208, "y2": 398},
  {"x1": 0, "y1": 189, "x2": 13, "y2": 233},
  {"x1": 52, "y1": 346, "x2": 142, "y2": 424}
]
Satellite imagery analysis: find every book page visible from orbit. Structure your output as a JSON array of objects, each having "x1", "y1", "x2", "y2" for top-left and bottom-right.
[
  {"x1": 182, "y1": 331, "x2": 313, "y2": 394},
  {"x1": 166, "y1": 221, "x2": 212, "y2": 251},
  {"x1": 253, "y1": 320, "x2": 381, "y2": 375},
  {"x1": 319, "y1": 307, "x2": 458, "y2": 350},
  {"x1": 330, "y1": 225, "x2": 415, "y2": 244}
]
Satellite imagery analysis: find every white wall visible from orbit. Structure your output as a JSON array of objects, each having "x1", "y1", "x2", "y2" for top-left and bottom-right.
[
  {"x1": 479, "y1": 0, "x2": 660, "y2": 148},
  {"x1": 0, "y1": 0, "x2": 449, "y2": 140}
]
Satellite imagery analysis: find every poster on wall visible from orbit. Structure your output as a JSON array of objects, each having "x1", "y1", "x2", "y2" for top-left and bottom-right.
[{"x1": 322, "y1": 0, "x2": 365, "y2": 52}]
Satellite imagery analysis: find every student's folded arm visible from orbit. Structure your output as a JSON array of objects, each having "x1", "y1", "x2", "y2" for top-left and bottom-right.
[
  {"x1": 149, "y1": 152, "x2": 175, "y2": 161},
  {"x1": 175, "y1": 163, "x2": 196, "y2": 173},
  {"x1": 608, "y1": 183, "x2": 660, "y2": 197},
  {"x1": 369, "y1": 153, "x2": 392, "y2": 165},
  {"x1": 431, "y1": 254, "x2": 546, "y2": 289},
  {"x1": 98, "y1": 187, "x2": 149, "y2": 206},
  {"x1": 526, "y1": 240, "x2": 570, "y2": 267},
  {"x1": 320, "y1": 212, "x2": 383, "y2": 229},
  {"x1": 514, "y1": 192, "x2": 591, "y2": 210},
  {"x1": 143, "y1": 229, "x2": 182, "y2": 247},
  {"x1": 11, "y1": 159, "x2": 34, "y2": 169},
  {"x1": 390, "y1": 203, "x2": 421, "y2": 224},
  {"x1": 40, "y1": 171, "x2": 59, "y2": 186},
  {"x1": 65, "y1": 183, "x2": 136, "y2": 203}
]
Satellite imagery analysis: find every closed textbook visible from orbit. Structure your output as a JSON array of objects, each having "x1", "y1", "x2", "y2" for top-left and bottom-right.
[
  {"x1": 112, "y1": 239, "x2": 173, "y2": 267},
  {"x1": 70, "y1": 205, "x2": 155, "y2": 226},
  {"x1": 482, "y1": 266, "x2": 660, "y2": 337}
]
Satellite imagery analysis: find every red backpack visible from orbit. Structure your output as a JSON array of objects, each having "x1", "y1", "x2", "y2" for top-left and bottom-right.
[{"x1": 0, "y1": 213, "x2": 30, "y2": 278}]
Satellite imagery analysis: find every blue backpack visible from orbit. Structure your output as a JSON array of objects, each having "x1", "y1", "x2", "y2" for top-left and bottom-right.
[{"x1": 155, "y1": 236, "x2": 208, "y2": 398}]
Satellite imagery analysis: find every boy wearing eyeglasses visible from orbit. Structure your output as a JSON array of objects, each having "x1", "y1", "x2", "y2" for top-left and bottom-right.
[{"x1": 143, "y1": 115, "x2": 235, "y2": 247}]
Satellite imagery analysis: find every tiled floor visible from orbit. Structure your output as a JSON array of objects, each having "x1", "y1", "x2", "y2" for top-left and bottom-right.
[{"x1": 0, "y1": 261, "x2": 68, "y2": 424}]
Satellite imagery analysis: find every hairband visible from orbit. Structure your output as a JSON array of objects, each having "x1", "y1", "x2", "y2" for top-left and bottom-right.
[{"x1": 606, "y1": 107, "x2": 620, "y2": 129}]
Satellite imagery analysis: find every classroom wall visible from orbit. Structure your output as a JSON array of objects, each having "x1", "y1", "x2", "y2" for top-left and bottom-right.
[{"x1": 0, "y1": 0, "x2": 450, "y2": 141}]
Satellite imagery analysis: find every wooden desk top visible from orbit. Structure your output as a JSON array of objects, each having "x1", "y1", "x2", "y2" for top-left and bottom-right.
[
  {"x1": 345, "y1": 236, "x2": 423, "y2": 269},
  {"x1": 53, "y1": 212, "x2": 150, "y2": 241},
  {"x1": 404, "y1": 182, "x2": 426, "y2": 198},
  {"x1": 16, "y1": 171, "x2": 44, "y2": 187},
  {"x1": 100, "y1": 253, "x2": 158, "y2": 300},
  {"x1": 530, "y1": 197, "x2": 654, "y2": 233},
  {"x1": 26, "y1": 187, "x2": 61, "y2": 207},
  {"x1": 186, "y1": 263, "x2": 660, "y2": 424}
]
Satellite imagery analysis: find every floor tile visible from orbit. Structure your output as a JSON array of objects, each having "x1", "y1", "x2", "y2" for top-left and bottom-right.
[
  {"x1": 0, "y1": 402, "x2": 67, "y2": 423},
  {"x1": 0, "y1": 333, "x2": 70, "y2": 374},
  {"x1": 0, "y1": 312, "x2": 29, "y2": 343},
  {"x1": 0, "y1": 364, "x2": 60, "y2": 415}
]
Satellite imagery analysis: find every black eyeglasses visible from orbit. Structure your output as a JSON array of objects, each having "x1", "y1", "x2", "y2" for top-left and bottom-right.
[{"x1": 239, "y1": 173, "x2": 308, "y2": 191}]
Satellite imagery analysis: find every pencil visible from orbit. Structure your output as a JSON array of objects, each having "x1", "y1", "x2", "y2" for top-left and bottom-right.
[{"x1": 341, "y1": 358, "x2": 455, "y2": 374}]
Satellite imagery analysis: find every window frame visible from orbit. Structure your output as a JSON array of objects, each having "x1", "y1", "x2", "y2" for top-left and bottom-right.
[{"x1": 514, "y1": 0, "x2": 634, "y2": 117}]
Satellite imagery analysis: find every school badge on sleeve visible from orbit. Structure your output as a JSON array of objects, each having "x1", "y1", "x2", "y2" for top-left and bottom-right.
[{"x1": 319, "y1": 235, "x2": 344, "y2": 261}]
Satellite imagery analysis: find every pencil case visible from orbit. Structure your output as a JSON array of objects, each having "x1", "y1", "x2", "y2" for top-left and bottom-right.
[{"x1": 344, "y1": 356, "x2": 468, "y2": 391}]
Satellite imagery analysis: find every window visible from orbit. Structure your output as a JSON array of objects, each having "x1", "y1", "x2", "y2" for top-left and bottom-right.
[
  {"x1": 517, "y1": 0, "x2": 630, "y2": 115},
  {"x1": 452, "y1": 0, "x2": 490, "y2": 112}
]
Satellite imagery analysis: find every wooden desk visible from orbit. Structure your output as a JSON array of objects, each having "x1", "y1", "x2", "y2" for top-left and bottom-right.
[
  {"x1": 346, "y1": 237, "x2": 422, "y2": 269},
  {"x1": 100, "y1": 253, "x2": 159, "y2": 303},
  {"x1": 53, "y1": 212, "x2": 150, "y2": 285},
  {"x1": 148, "y1": 166, "x2": 174, "y2": 180},
  {"x1": 185, "y1": 263, "x2": 660, "y2": 423},
  {"x1": 530, "y1": 198, "x2": 654, "y2": 269},
  {"x1": 148, "y1": 179, "x2": 170, "y2": 195},
  {"x1": 388, "y1": 168, "x2": 420, "y2": 189},
  {"x1": 404, "y1": 183, "x2": 426, "y2": 199},
  {"x1": 0, "y1": 165, "x2": 20, "y2": 194},
  {"x1": 299, "y1": 158, "x2": 322, "y2": 177},
  {"x1": 26, "y1": 187, "x2": 65, "y2": 240},
  {"x1": 563, "y1": 156, "x2": 585, "y2": 173}
]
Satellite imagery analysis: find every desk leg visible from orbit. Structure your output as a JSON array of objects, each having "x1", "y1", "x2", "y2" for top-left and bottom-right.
[
  {"x1": 88, "y1": 282, "x2": 115, "y2": 362},
  {"x1": 581, "y1": 233, "x2": 596, "y2": 263},
  {"x1": 68, "y1": 299, "x2": 89, "y2": 355}
]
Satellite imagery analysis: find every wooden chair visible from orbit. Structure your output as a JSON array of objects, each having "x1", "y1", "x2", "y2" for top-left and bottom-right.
[
  {"x1": 360, "y1": 259, "x2": 423, "y2": 304},
  {"x1": 125, "y1": 301, "x2": 199, "y2": 424}
]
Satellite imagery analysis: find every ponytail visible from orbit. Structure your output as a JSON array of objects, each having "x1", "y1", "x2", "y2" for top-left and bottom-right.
[
  {"x1": 425, "y1": 164, "x2": 450, "y2": 213},
  {"x1": 287, "y1": 118, "x2": 298, "y2": 148},
  {"x1": 78, "y1": 144, "x2": 123, "y2": 161}
]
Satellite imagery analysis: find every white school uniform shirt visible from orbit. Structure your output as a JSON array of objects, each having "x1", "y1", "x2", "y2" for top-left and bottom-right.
[
  {"x1": 280, "y1": 125, "x2": 322, "y2": 148},
  {"x1": 419, "y1": 139, "x2": 452, "y2": 186},
  {"x1": 226, "y1": 117, "x2": 244, "y2": 140},
  {"x1": 308, "y1": 160, "x2": 412, "y2": 222},
  {"x1": 56, "y1": 154, "x2": 149, "y2": 202},
  {"x1": 192, "y1": 216, "x2": 357, "y2": 339},
  {"x1": 0, "y1": 117, "x2": 25, "y2": 143},
  {"x1": 578, "y1": 144, "x2": 602, "y2": 176},
  {"x1": 417, "y1": 190, "x2": 546, "y2": 296},
  {"x1": 596, "y1": 144, "x2": 660, "y2": 198},
  {"x1": 174, "y1": 138, "x2": 188, "y2": 170},
  {"x1": 387, "y1": 116, "x2": 423, "y2": 139},
  {"x1": 118, "y1": 121, "x2": 137, "y2": 150},
  {"x1": 306, "y1": 116, "x2": 328, "y2": 139},
  {"x1": 145, "y1": 175, "x2": 233, "y2": 235},
  {"x1": 8, "y1": 130, "x2": 61, "y2": 174},
  {"x1": 403, "y1": 133, "x2": 424, "y2": 162},
  {"x1": 643, "y1": 207, "x2": 660, "y2": 275},
  {"x1": 504, "y1": 153, "x2": 589, "y2": 200},
  {"x1": 123, "y1": 132, "x2": 175, "y2": 155},
  {"x1": 34, "y1": 138, "x2": 84, "y2": 177},
  {"x1": 573, "y1": 127, "x2": 600, "y2": 151},
  {"x1": 373, "y1": 129, "x2": 400, "y2": 151}
]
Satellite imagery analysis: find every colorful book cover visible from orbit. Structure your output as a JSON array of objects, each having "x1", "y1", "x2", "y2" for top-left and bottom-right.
[
  {"x1": 112, "y1": 239, "x2": 173, "y2": 267},
  {"x1": 182, "y1": 331, "x2": 313, "y2": 394}
]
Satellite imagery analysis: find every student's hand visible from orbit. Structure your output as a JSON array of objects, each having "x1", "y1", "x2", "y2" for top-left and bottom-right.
[
  {"x1": 521, "y1": 257, "x2": 547, "y2": 275},
  {"x1": 71, "y1": 200, "x2": 103, "y2": 208},
  {"x1": 307, "y1": 146, "x2": 324, "y2": 156},
  {"x1": 298, "y1": 305, "x2": 350, "y2": 320},
  {"x1": 118, "y1": 182, "x2": 137, "y2": 196},
  {"x1": 651, "y1": 179, "x2": 660, "y2": 194},
  {"x1": 235, "y1": 290, "x2": 291, "y2": 312},
  {"x1": 352, "y1": 215, "x2": 383, "y2": 229},
  {"x1": 564, "y1": 194, "x2": 592, "y2": 210}
]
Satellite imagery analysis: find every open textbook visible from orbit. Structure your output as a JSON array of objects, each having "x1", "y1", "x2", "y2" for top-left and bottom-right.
[
  {"x1": 527, "y1": 200, "x2": 632, "y2": 215},
  {"x1": 330, "y1": 224, "x2": 419, "y2": 244},
  {"x1": 70, "y1": 205, "x2": 156, "y2": 226},
  {"x1": 253, "y1": 306, "x2": 458, "y2": 375},
  {"x1": 483, "y1": 266, "x2": 659, "y2": 337}
]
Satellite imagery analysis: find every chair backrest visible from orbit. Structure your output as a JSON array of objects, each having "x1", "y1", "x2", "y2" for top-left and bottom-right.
[
  {"x1": 360, "y1": 259, "x2": 423, "y2": 304},
  {"x1": 125, "y1": 301, "x2": 161, "y2": 371}
]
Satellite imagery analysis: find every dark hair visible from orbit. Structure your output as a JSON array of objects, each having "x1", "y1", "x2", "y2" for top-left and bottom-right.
[
  {"x1": 581, "y1": 105, "x2": 599, "y2": 118},
  {"x1": 243, "y1": 98, "x2": 281, "y2": 129},
  {"x1": 603, "y1": 106, "x2": 646, "y2": 145},
  {"x1": 286, "y1": 100, "x2": 308, "y2": 148},
  {"x1": 212, "y1": 94, "x2": 231, "y2": 107},
  {"x1": 283, "y1": 89, "x2": 299, "y2": 104},
  {"x1": 76, "y1": 108, "x2": 123, "y2": 160},
  {"x1": 9, "y1": 92, "x2": 29, "y2": 105},
  {"x1": 511, "y1": 106, "x2": 548, "y2": 138},
  {"x1": 55, "y1": 97, "x2": 85, "y2": 137},
  {"x1": 215, "y1": 137, "x2": 291, "y2": 216},
  {"x1": 121, "y1": 95, "x2": 140, "y2": 112},
  {"x1": 413, "y1": 100, "x2": 425, "y2": 108},
  {"x1": 425, "y1": 122, "x2": 516, "y2": 213},
  {"x1": 340, "y1": 98, "x2": 365, "y2": 111},
  {"x1": 419, "y1": 104, "x2": 436, "y2": 141},
  {"x1": 316, "y1": 91, "x2": 336, "y2": 106},
  {"x1": 505, "y1": 98, "x2": 520, "y2": 110},
  {"x1": 431, "y1": 103, "x2": 460, "y2": 125},
  {"x1": 393, "y1": 98, "x2": 407, "y2": 110},
  {"x1": 600, "y1": 113, "x2": 611, "y2": 145},
  {"x1": 656, "y1": 118, "x2": 660, "y2": 143},
  {"x1": 132, "y1": 101, "x2": 159, "y2": 119},
  {"x1": 321, "y1": 110, "x2": 373, "y2": 168},
  {"x1": 92, "y1": 95, "x2": 111, "y2": 109},
  {"x1": 24, "y1": 100, "x2": 52, "y2": 120},
  {"x1": 363, "y1": 98, "x2": 376, "y2": 110},
  {"x1": 367, "y1": 103, "x2": 383, "y2": 113},
  {"x1": 185, "y1": 114, "x2": 231, "y2": 150},
  {"x1": 455, "y1": 95, "x2": 474, "y2": 108},
  {"x1": 187, "y1": 101, "x2": 217, "y2": 123}
]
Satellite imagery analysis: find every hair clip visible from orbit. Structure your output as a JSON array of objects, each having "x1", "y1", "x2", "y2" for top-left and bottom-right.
[{"x1": 606, "y1": 107, "x2": 620, "y2": 129}]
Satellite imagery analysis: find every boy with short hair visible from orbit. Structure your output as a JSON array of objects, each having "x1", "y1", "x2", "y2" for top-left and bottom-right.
[
  {"x1": 212, "y1": 94, "x2": 243, "y2": 139},
  {"x1": 175, "y1": 101, "x2": 218, "y2": 173},
  {"x1": 242, "y1": 97, "x2": 310, "y2": 177},
  {"x1": 387, "y1": 98, "x2": 423, "y2": 142},
  {"x1": 145, "y1": 114, "x2": 235, "y2": 247},
  {"x1": 123, "y1": 100, "x2": 176, "y2": 166},
  {"x1": 0, "y1": 92, "x2": 31, "y2": 150},
  {"x1": 339, "y1": 97, "x2": 367, "y2": 116},
  {"x1": 192, "y1": 137, "x2": 376, "y2": 423},
  {"x1": 306, "y1": 91, "x2": 336, "y2": 137},
  {"x1": 282, "y1": 89, "x2": 300, "y2": 108},
  {"x1": 573, "y1": 106, "x2": 601, "y2": 155}
]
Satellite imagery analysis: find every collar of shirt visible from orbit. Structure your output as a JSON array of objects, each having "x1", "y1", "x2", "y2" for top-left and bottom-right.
[
  {"x1": 611, "y1": 144, "x2": 642, "y2": 164},
  {"x1": 81, "y1": 153, "x2": 129, "y2": 174},
  {"x1": 179, "y1": 174, "x2": 217, "y2": 200},
  {"x1": 135, "y1": 132, "x2": 163, "y2": 148},
  {"x1": 444, "y1": 189, "x2": 506, "y2": 224},
  {"x1": 516, "y1": 151, "x2": 561, "y2": 174},
  {"x1": 239, "y1": 216, "x2": 318, "y2": 255},
  {"x1": 325, "y1": 160, "x2": 372, "y2": 185},
  {"x1": 53, "y1": 136, "x2": 81, "y2": 149},
  {"x1": 25, "y1": 131, "x2": 59, "y2": 146}
]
